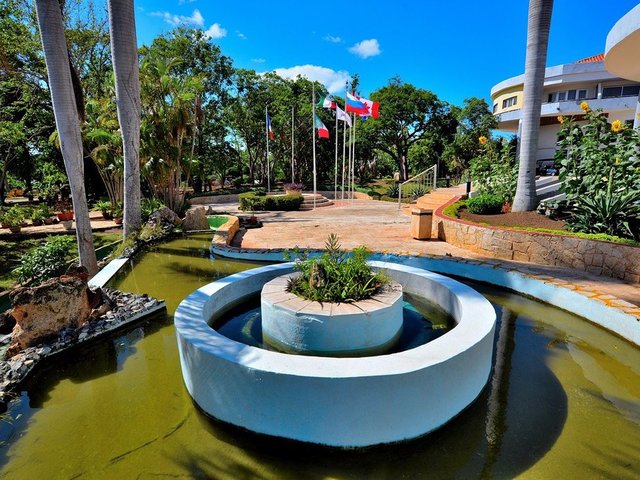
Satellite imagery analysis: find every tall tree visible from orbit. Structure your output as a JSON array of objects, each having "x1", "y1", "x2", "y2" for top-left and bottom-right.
[
  {"x1": 34, "y1": 0, "x2": 97, "y2": 274},
  {"x1": 512, "y1": 0, "x2": 554, "y2": 212},
  {"x1": 107, "y1": 0, "x2": 141, "y2": 236},
  {"x1": 359, "y1": 78, "x2": 456, "y2": 181}
]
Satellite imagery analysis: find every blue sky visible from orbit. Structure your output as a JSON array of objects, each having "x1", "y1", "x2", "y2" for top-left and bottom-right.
[{"x1": 134, "y1": 0, "x2": 640, "y2": 106}]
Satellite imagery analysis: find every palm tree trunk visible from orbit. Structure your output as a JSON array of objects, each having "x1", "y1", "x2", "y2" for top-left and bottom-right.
[
  {"x1": 108, "y1": 0, "x2": 142, "y2": 236},
  {"x1": 512, "y1": 0, "x2": 554, "y2": 212},
  {"x1": 35, "y1": 0, "x2": 98, "y2": 274}
]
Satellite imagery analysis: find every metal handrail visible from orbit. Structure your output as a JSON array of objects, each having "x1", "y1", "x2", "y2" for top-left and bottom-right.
[{"x1": 398, "y1": 165, "x2": 437, "y2": 209}]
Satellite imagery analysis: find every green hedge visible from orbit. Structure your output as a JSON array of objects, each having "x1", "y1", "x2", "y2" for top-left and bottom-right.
[
  {"x1": 466, "y1": 193, "x2": 503, "y2": 214},
  {"x1": 187, "y1": 187, "x2": 251, "y2": 199},
  {"x1": 239, "y1": 192, "x2": 303, "y2": 211}
]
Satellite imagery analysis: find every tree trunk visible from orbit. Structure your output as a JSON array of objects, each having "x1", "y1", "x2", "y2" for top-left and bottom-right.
[
  {"x1": 512, "y1": 0, "x2": 554, "y2": 212},
  {"x1": 35, "y1": 0, "x2": 97, "y2": 274},
  {"x1": 108, "y1": 0, "x2": 142, "y2": 236}
]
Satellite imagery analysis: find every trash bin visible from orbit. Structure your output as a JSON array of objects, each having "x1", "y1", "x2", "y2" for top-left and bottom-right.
[{"x1": 411, "y1": 208, "x2": 432, "y2": 240}]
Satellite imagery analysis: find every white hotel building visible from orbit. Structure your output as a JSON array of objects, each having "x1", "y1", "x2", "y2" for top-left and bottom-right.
[{"x1": 490, "y1": 53, "x2": 640, "y2": 168}]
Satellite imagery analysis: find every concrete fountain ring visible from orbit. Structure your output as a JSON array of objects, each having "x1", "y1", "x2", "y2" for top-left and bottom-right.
[{"x1": 174, "y1": 261, "x2": 497, "y2": 448}]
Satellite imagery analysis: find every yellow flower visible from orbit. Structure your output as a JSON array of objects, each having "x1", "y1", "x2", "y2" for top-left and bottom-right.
[
  {"x1": 611, "y1": 119, "x2": 624, "y2": 133},
  {"x1": 478, "y1": 136, "x2": 488, "y2": 145},
  {"x1": 580, "y1": 101, "x2": 590, "y2": 113},
  {"x1": 557, "y1": 115, "x2": 565, "y2": 124},
  {"x1": 615, "y1": 158, "x2": 621, "y2": 165}
]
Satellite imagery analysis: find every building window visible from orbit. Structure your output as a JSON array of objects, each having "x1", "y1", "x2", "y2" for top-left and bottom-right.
[
  {"x1": 602, "y1": 85, "x2": 640, "y2": 98},
  {"x1": 493, "y1": 103, "x2": 498, "y2": 113},
  {"x1": 502, "y1": 96, "x2": 517, "y2": 109},
  {"x1": 548, "y1": 89, "x2": 589, "y2": 102}
]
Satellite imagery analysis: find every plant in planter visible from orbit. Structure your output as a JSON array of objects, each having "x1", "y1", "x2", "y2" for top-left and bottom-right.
[
  {"x1": 283, "y1": 182, "x2": 304, "y2": 195},
  {"x1": 111, "y1": 202, "x2": 123, "y2": 225},
  {"x1": 4, "y1": 206, "x2": 26, "y2": 233},
  {"x1": 36, "y1": 203, "x2": 56, "y2": 224},
  {"x1": 30, "y1": 207, "x2": 47, "y2": 226},
  {"x1": 285, "y1": 234, "x2": 388, "y2": 303},
  {"x1": 95, "y1": 199, "x2": 114, "y2": 220},
  {"x1": 55, "y1": 199, "x2": 74, "y2": 221}
]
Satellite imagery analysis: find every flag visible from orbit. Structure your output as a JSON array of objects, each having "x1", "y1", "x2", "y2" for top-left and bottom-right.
[
  {"x1": 314, "y1": 114, "x2": 329, "y2": 139},
  {"x1": 317, "y1": 95, "x2": 336, "y2": 109},
  {"x1": 335, "y1": 106, "x2": 352, "y2": 127},
  {"x1": 267, "y1": 113, "x2": 274, "y2": 140},
  {"x1": 359, "y1": 96, "x2": 380, "y2": 119},
  {"x1": 345, "y1": 92, "x2": 369, "y2": 115}
]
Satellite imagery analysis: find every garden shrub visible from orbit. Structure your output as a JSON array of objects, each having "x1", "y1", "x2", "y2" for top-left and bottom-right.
[
  {"x1": 284, "y1": 234, "x2": 388, "y2": 303},
  {"x1": 469, "y1": 138, "x2": 517, "y2": 203},
  {"x1": 556, "y1": 106, "x2": 640, "y2": 239},
  {"x1": 141, "y1": 197, "x2": 165, "y2": 221},
  {"x1": 466, "y1": 193, "x2": 503, "y2": 214},
  {"x1": 14, "y1": 236, "x2": 75, "y2": 286},
  {"x1": 239, "y1": 192, "x2": 303, "y2": 211}
]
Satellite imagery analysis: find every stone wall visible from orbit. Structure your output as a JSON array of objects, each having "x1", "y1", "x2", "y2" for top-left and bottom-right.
[
  {"x1": 211, "y1": 216, "x2": 239, "y2": 246},
  {"x1": 188, "y1": 194, "x2": 238, "y2": 205},
  {"x1": 435, "y1": 203, "x2": 640, "y2": 284}
]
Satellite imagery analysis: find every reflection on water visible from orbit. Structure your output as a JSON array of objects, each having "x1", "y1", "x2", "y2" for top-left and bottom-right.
[{"x1": 0, "y1": 233, "x2": 638, "y2": 479}]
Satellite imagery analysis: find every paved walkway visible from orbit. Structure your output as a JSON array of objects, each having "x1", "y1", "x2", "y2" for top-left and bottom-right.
[
  {"x1": 202, "y1": 198, "x2": 640, "y2": 310},
  {"x1": 0, "y1": 211, "x2": 120, "y2": 237}
]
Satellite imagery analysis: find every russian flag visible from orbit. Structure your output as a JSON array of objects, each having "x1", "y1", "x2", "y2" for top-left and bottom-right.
[
  {"x1": 345, "y1": 92, "x2": 369, "y2": 115},
  {"x1": 267, "y1": 113, "x2": 274, "y2": 140}
]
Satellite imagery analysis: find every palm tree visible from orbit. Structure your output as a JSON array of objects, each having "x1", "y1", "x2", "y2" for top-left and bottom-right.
[
  {"x1": 512, "y1": 0, "x2": 554, "y2": 212},
  {"x1": 34, "y1": 0, "x2": 97, "y2": 274},
  {"x1": 107, "y1": 0, "x2": 142, "y2": 237}
]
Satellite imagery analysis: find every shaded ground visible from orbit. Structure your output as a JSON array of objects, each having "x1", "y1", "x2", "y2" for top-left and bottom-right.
[{"x1": 458, "y1": 209, "x2": 566, "y2": 230}]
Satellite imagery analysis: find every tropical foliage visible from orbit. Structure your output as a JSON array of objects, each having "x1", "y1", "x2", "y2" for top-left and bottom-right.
[
  {"x1": 469, "y1": 137, "x2": 518, "y2": 203},
  {"x1": 555, "y1": 107, "x2": 640, "y2": 240},
  {"x1": 285, "y1": 234, "x2": 388, "y2": 303}
]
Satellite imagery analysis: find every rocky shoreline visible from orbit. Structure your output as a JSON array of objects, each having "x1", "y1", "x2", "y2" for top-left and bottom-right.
[{"x1": 0, "y1": 288, "x2": 165, "y2": 406}]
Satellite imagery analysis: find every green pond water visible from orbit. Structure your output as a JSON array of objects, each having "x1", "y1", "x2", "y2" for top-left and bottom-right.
[{"x1": 0, "y1": 233, "x2": 639, "y2": 479}]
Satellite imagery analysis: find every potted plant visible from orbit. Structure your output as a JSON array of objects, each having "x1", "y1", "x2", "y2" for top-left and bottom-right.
[
  {"x1": 283, "y1": 182, "x2": 304, "y2": 195},
  {"x1": 112, "y1": 202, "x2": 123, "y2": 225},
  {"x1": 95, "y1": 199, "x2": 113, "y2": 220},
  {"x1": 4, "y1": 206, "x2": 25, "y2": 233},
  {"x1": 30, "y1": 207, "x2": 47, "y2": 226},
  {"x1": 55, "y1": 198, "x2": 74, "y2": 221}
]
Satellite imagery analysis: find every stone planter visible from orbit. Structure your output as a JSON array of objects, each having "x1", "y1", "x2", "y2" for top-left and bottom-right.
[
  {"x1": 261, "y1": 275, "x2": 403, "y2": 357},
  {"x1": 9, "y1": 226, "x2": 21, "y2": 234},
  {"x1": 61, "y1": 220, "x2": 73, "y2": 230}
]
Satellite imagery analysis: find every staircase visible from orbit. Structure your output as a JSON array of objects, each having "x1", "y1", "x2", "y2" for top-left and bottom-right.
[
  {"x1": 402, "y1": 184, "x2": 467, "y2": 214},
  {"x1": 299, "y1": 193, "x2": 334, "y2": 210}
]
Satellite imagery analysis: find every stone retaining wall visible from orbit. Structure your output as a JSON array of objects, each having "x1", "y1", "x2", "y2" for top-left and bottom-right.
[
  {"x1": 188, "y1": 194, "x2": 238, "y2": 205},
  {"x1": 435, "y1": 201, "x2": 640, "y2": 284},
  {"x1": 211, "y1": 215, "x2": 239, "y2": 246}
]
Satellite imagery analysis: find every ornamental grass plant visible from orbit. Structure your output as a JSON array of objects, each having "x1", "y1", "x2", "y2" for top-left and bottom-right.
[{"x1": 284, "y1": 234, "x2": 388, "y2": 303}]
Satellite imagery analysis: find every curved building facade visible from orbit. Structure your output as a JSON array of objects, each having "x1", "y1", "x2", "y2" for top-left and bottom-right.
[{"x1": 490, "y1": 55, "x2": 640, "y2": 165}]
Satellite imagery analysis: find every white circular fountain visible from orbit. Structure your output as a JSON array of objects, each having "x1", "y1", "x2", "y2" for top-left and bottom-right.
[{"x1": 174, "y1": 261, "x2": 496, "y2": 447}]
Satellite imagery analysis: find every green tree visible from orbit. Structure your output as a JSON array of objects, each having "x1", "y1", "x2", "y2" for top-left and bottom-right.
[{"x1": 359, "y1": 77, "x2": 456, "y2": 181}]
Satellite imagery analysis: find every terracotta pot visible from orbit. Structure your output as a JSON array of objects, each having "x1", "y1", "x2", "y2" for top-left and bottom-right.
[
  {"x1": 113, "y1": 217, "x2": 123, "y2": 225},
  {"x1": 9, "y1": 226, "x2": 21, "y2": 234},
  {"x1": 56, "y1": 211, "x2": 74, "y2": 221},
  {"x1": 32, "y1": 219, "x2": 43, "y2": 227}
]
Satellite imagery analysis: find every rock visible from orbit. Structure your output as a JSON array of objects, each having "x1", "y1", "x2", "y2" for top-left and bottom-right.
[
  {"x1": 7, "y1": 277, "x2": 94, "y2": 356},
  {"x1": 182, "y1": 207, "x2": 209, "y2": 231},
  {"x1": 0, "y1": 312, "x2": 16, "y2": 335},
  {"x1": 148, "y1": 207, "x2": 182, "y2": 227}
]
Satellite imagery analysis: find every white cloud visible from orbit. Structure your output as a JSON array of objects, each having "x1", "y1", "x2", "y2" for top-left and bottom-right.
[
  {"x1": 269, "y1": 65, "x2": 350, "y2": 94},
  {"x1": 204, "y1": 23, "x2": 227, "y2": 39},
  {"x1": 323, "y1": 34, "x2": 342, "y2": 43},
  {"x1": 236, "y1": 30, "x2": 247, "y2": 40},
  {"x1": 150, "y1": 9, "x2": 204, "y2": 27},
  {"x1": 252, "y1": 58, "x2": 266, "y2": 64},
  {"x1": 348, "y1": 38, "x2": 381, "y2": 59}
]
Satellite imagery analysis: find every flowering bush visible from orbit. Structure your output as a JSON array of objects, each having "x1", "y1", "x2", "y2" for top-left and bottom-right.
[{"x1": 555, "y1": 105, "x2": 640, "y2": 239}]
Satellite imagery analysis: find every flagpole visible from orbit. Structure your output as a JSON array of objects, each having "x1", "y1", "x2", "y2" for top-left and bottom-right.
[
  {"x1": 352, "y1": 112, "x2": 357, "y2": 203},
  {"x1": 334, "y1": 104, "x2": 338, "y2": 202},
  {"x1": 265, "y1": 105, "x2": 270, "y2": 193},
  {"x1": 291, "y1": 105, "x2": 295, "y2": 183},
  {"x1": 312, "y1": 82, "x2": 317, "y2": 209},
  {"x1": 342, "y1": 83, "x2": 347, "y2": 201}
]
